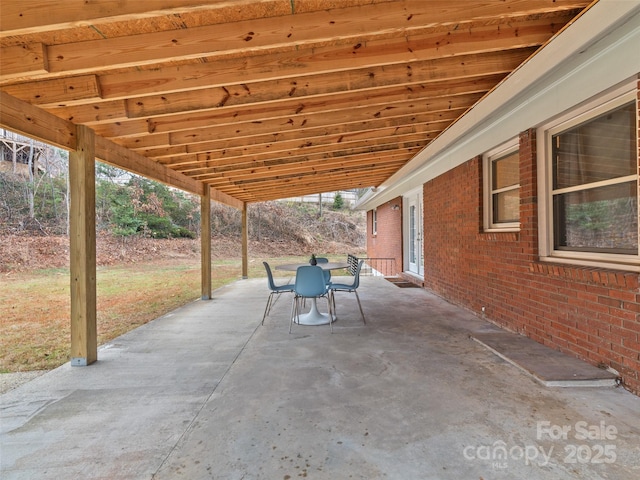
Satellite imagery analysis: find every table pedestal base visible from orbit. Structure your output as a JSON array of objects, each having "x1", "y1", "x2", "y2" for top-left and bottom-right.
[{"x1": 294, "y1": 298, "x2": 336, "y2": 325}]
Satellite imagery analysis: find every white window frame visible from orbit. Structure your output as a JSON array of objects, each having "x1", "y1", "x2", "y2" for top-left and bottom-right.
[
  {"x1": 537, "y1": 82, "x2": 639, "y2": 271},
  {"x1": 483, "y1": 138, "x2": 520, "y2": 231},
  {"x1": 372, "y1": 208, "x2": 377, "y2": 236}
]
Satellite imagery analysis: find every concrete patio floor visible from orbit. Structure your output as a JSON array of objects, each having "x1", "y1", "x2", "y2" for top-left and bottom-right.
[{"x1": 1, "y1": 275, "x2": 639, "y2": 479}]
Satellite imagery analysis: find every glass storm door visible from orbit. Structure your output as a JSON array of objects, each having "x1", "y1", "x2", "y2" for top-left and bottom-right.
[{"x1": 408, "y1": 195, "x2": 423, "y2": 276}]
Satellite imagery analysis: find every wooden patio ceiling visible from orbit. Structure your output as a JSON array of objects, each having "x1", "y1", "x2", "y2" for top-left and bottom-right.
[{"x1": 0, "y1": 0, "x2": 592, "y2": 206}]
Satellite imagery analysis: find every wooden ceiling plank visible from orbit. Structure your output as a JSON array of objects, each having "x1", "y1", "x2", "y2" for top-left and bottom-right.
[
  {"x1": 1, "y1": 74, "x2": 101, "y2": 106},
  {"x1": 232, "y1": 165, "x2": 402, "y2": 190},
  {"x1": 2, "y1": 1, "x2": 580, "y2": 78},
  {"x1": 145, "y1": 90, "x2": 486, "y2": 136},
  {"x1": 0, "y1": 0, "x2": 279, "y2": 37},
  {"x1": 198, "y1": 152, "x2": 413, "y2": 184},
  {"x1": 123, "y1": 51, "x2": 527, "y2": 118},
  {"x1": 192, "y1": 162, "x2": 413, "y2": 187},
  {"x1": 178, "y1": 138, "x2": 427, "y2": 174},
  {"x1": 229, "y1": 167, "x2": 399, "y2": 196},
  {"x1": 147, "y1": 119, "x2": 447, "y2": 169},
  {"x1": 142, "y1": 122, "x2": 418, "y2": 157},
  {"x1": 1, "y1": 45, "x2": 530, "y2": 114},
  {"x1": 214, "y1": 164, "x2": 406, "y2": 193},
  {"x1": 208, "y1": 175, "x2": 394, "y2": 201},
  {"x1": 99, "y1": 90, "x2": 482, "y2": 139},
  {"x1": 143, "y1": 145, "x2": 191, "y2": 160},
  {"x1": 0, "y1": 43, "x2": 48, "y2": 79},
  {"x1": 37, "y1": 0, "x2": 468, "y2": 74},
  {"x1": 92, "y1": 119, "x2": 149, "y2": 139},
  {"x1": 112, "y1": 132, "x2": 171, "y2": 150},
  {"x1": 149, "y1": 125, "x2": 425, "y2": 161},
  {"x1": 243, "y1": 175, "x2": 403, "y2": 195},
  {"x1": 92, "y1": 23, "x2": 555, "y2": 100},
  {"x1": 163, "y1": 132, "x2": 431, "y2": 169},
  {"x1": 259, "y1": 165, "x2": 403, "y2": 188},
  {"x1": 185, "y1": 153, "x2": 419, "y2": 184},
  {"x1": 165, "y1": 108, "x2": 464, "y2": 146},
  {"x1": 225, "y1": 174, "x2": 396, "y2": 200},
  {"x1": 45, "y1": 100, "x2": 129, "y2": 124}
]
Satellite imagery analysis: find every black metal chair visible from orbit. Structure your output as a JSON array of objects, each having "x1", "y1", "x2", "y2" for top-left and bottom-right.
[{"x1": 329, "y1": 259, "x2": 366, "y2": 324}]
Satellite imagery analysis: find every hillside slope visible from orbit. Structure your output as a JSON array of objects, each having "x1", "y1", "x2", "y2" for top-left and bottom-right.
[{"x1": 1, "y1": 202, "x2": 366, "y2": 272}]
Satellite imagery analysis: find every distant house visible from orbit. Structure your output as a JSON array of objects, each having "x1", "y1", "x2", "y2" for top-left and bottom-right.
[
  {"x1": 283, "y1": 190, "x2": 360, "y2": 208},
  {"x1": 0, "y1": 129, "x2": 47, "y2": 177},
  {"x1": 357, "y1": 3, "x2": 640, "y2": 394}
]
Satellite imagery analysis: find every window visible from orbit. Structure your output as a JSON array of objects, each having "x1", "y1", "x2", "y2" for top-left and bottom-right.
[
  {"x1": 483, "y1": 139, "x2": 519, "y2": 230},
  {"x1": 539, "y1": 86, "x2": 639, "y2": 269},
  {"x1": 372, "y1": 208, "x2": 377, "y2": 235}
]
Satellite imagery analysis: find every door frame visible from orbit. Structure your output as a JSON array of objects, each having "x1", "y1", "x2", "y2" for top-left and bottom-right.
[{"x1": 403, "y1": 188, "x2": 424, "y2": 277}]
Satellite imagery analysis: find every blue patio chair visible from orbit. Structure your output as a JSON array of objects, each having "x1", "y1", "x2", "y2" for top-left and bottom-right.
[
  {"x1": 262, "y1": 262, "x2": 295, "y2": 325},
  {"x1": 330, "y1": 259, "x2": 366, "y2": 324},
  {"x1": 290, "y1": 265, "x2": 333, "y2": 334},
  {"x1": 315, "y1": 256, "x2": 332, "y2": 284}
]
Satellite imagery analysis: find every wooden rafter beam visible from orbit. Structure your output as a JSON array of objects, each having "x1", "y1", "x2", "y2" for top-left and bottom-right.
[
  {"x1": 175, "y1": 138, "x2": 425, "y2": 176},
  {"x1": 212, "y1": 165, "x2": 402, "y2": 201},
  {"x1": 201, "y1": 152, "x2": 411, "y2": 186},
  {"x1": 0, "y1": 90, "x2": 76, "y2": 150},
  {"x1": 1, "y1": 13, "x2": 565, "y2": 97},
  {"x1": 168, "y1": 109, "x2": 464, "y2": 148},
  {"x1": 148, "y1": 127, "x2": 433, "y2": 163},
  {"x1": 1, "y1": 1, "x2": 584, "y2": 82},
  {"x1": 44, "y1": 49, "x2": 528, "y2": 125},
  {"x1": 92, "y1": 91, "x2": 483, "y2": 139},
  {"x1": 0, "y1": 91, "x2": 209, "y2": 197},
  {"x1": 93, "y1": 136, "x2": 203, "y2": 196},
  {"x1": 163, "y1": 133, "x2": 431, "y2": 171},
  {"x1": 0, "y1": 0, "x2": 275, "y2": 37}
]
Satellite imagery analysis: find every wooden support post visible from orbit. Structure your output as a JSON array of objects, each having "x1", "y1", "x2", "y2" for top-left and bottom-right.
[
  {"x1": 242, "y1": 202, "x2": 248, "y2": 279},
  {"x1": 69, "y1": 125, "x2": 97, "y2": 366},
  {"x1": 201, "y1": 187, "x2": 212, "y2": 300}
]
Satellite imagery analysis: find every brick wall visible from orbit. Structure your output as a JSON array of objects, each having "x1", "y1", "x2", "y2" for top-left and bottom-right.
[
  {"x1": 422, "y1": 127, "x2": 640, "y2": 395},
  {"x1": 366, "y1": 197, "x2": 403, "y2": 276}
]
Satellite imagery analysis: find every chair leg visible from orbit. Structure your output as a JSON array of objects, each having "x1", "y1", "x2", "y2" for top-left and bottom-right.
[
  {"x1": 262, "y1": 292, "x2": 274, "y2": 325},
  {"x1": 289, "y1": 295, "x2": 298, "y2": 334},
  {"x1": 330, "y1": 289, "x2": 337, "y2": 319},
  {"x1": 354, "y1": 290, "x2": 366, "y2": 324}
]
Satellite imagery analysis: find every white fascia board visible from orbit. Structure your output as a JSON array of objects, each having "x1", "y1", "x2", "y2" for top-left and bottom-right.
[{"x1": 356, "y1": 0, "x2": 640, "y2": 211}]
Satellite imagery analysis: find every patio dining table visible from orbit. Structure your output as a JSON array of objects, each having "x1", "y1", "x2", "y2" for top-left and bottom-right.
[{"x1": 275, "y1": 262, "x2": 349, "y2": 325}]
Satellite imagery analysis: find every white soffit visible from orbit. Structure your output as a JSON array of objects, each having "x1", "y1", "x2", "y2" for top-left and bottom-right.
[{"x1": 357, "y1": 0, "x2": 640, "y2": 211}]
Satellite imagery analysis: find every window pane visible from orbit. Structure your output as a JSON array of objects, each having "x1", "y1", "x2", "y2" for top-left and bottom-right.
[
  {"x1": 492, "y1": 151, "x2": 519, "y2": 190},
  {"x1": 553, "y1": 102, "x2": 636, "y2": 190},
  {"x1": 493, "y1": 189, "x2": 519, "y2": 223},
  {"x1": 409, "y1": 205, "x2": 416, "y2": 263},
  {"x1": 553, "y1": 181, "x2": 638, "y2": 254}
]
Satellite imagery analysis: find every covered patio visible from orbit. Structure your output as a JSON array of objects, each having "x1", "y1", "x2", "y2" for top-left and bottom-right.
[
  {"x1": 2, "y1": 275, "x2": 639, "y2": 479},
  {"x1": 0, "y1": 0, "x2": 596, "y2": 366}
]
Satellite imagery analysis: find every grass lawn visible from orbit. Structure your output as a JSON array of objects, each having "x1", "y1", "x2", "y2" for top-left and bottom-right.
[{"x1": 0, "y1": 255, "x2": 341, "y2": 373}]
